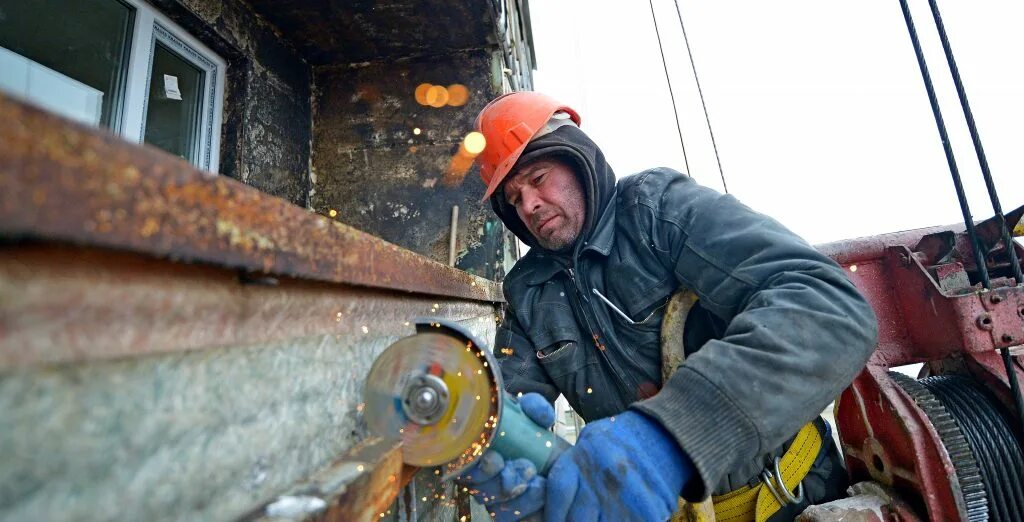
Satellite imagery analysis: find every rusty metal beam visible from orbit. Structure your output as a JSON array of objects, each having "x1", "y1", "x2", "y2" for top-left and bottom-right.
[
  {"x1": 241, "y1": 437, "x2": 404, "y2": 522},
  {"x1": 0, "y1": 94, "x2": 501, "y2": 303},
  {"x1": 0, "y1": 244, "x2": 496, "y2": 368}
]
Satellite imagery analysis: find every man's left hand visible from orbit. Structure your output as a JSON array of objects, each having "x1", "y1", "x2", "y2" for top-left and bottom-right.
[{"x1": 545, "y1": 410, "x2": 694, "y2": 522}]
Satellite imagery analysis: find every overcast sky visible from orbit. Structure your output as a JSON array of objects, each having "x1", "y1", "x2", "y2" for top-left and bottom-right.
[{"x1": 528, "y1": 0, "x2": 1023, "y2": 245}]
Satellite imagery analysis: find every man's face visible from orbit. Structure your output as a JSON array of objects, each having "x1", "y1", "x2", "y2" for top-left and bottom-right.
[{"x1": 502, "y1": 157, "x2": 585, "y2": 251}]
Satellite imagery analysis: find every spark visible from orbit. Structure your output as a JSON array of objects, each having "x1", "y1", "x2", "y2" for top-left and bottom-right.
[
  {"x1": 546, "y1": 441, "x2": 552, "y2": 448},
  {"x1": 413, "y1": 127, "x2": 421, "y2": 135},
  {"x1": 850, "y1": 264, "x2": 858, "y2": 272},
  {"x1": 362, "y1": 325, "x2": 369, "y2": 334},
  {"x1": 357, "y1": 465, "x2": 365, "y2": 472},
  {"x1": 328, "y1": 209, "x2": 337, "y2": 217},
  {"x1": 587, "y1": 387, "x2": 593, "y2": 394}
]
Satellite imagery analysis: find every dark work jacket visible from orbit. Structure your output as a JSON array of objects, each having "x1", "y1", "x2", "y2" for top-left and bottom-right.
[{"x1": 491, "y1": 126, "x2": 878, "y2": 500}]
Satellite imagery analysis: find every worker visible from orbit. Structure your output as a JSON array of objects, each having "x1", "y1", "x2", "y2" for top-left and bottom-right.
[{"x1": 456, "y1": 91, "x2": 878, "y2": 521}]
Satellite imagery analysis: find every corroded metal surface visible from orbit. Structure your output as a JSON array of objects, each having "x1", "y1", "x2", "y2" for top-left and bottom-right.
[
  {"x1": 830, "y1": 219, "x2": 1024, "y2": 521},
  {"x1": 0, "y1": 242, "x2": 497, "y2": 520},
  {"x1": 0, "y1": 244, "x2": 497, "y2": 369},
  {"x1": 242, "y1": 437, "x2": 404, "y2": 522},
  {"x1": 816, "y1": 224, "x2": 963, "y2": 266},
  {"x1": 0, "y1": 95, "x2": 500, "y2": 303}
]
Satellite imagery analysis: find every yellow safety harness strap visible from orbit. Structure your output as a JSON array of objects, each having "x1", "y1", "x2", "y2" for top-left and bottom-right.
[{"x1": 672, "y1": 421, "x2": 823, "y2": 522}]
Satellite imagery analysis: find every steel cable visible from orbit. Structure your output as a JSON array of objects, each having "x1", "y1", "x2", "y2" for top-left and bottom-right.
[{"x1": 920, "y1": 375, "x2": 1024, "y2": 521}]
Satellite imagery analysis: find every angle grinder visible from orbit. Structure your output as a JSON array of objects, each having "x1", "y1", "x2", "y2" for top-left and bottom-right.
[{"x1": 363, "y1": 319, "x2": 572, "y2": 479}]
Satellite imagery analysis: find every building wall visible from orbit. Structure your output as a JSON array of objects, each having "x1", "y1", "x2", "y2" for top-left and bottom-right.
[
  {"x1": 310, "y1": 50, "x2": 512, "y2": 278},
  {"x1": 151, "y1": 0, "x2": 313, "y2": 207}
]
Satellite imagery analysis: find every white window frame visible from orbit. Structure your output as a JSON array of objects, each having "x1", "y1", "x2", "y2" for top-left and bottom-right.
[{"x1": 119, "y1": 0, "x2": 226, "y2": 173}]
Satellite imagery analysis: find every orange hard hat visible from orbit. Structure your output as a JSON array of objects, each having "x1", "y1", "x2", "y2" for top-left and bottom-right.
[{"x1": 475, "y1": 91, "x2": 581, "y2": 201}]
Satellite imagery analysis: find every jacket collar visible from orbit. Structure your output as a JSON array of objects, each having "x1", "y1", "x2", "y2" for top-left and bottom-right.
[{"x1": 580, "y1": 191, "x2": 617, "y2": 256}]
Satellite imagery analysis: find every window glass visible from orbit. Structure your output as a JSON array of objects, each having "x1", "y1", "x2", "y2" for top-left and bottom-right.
[
  {"x1": 0, "y1": 0, "x2": 134, "y2": 128},
  {"x1": 143, "y1": 43, "x2": 204, "y2": 162}
]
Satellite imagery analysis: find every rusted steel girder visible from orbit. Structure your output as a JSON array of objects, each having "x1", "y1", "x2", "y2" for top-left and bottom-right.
[
  {"x1": 0, "y1": 94, "x2": 500, "y2": 303},
  {"x1": 0, "y1": 244, "x2": 497, "y2": 368},
  {"x1": 241, "y1": 437, "x2": 406, "y2": 522}
]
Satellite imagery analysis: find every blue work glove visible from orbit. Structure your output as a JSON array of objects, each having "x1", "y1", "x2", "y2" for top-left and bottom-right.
[
  {"x1": 545, "y1": 410, "x2": 694, "y2": 522},
  {"x1": 456, "y1": 392, "x2": 555, "y2": 521}
]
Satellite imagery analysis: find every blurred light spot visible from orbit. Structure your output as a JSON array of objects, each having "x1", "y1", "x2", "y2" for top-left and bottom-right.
[
  {"x1": 415, "y1": 83, "x2": 432, "y2": 105},
  {"x1": 463, "y1": 132, "x2": 486, "y2": 155},
  {"x1": 426, "y1": 85, "x2": 449, "y2": 107},
  {"x1": 849, "y1": 264, "x2": 858, "y2": 272},
  {"x1": 328, "y1": 209, "x2": 337, "y2": 217},
  {"x1": 447, "y1": 84, "x2": 469, "y2": 106},
  {"x1": 357, "y1": 465, "x2": 365, "y2": 472},
  {"x1": 413, "y1": 127, "x2": 422, "y2": 135}
]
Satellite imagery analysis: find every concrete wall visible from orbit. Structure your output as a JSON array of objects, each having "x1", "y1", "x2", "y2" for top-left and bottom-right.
[{"x1": 151, "y1": 0, "x2": 313, "y2": 207}]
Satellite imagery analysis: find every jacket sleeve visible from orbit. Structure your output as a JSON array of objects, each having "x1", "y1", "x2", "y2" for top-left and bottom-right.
[
  {"x1": 494, "y1": 305, "x2": 561, "y2": 404},
  {"x1": 627, "y1": 169, "x2": 878, "y2": 501}
]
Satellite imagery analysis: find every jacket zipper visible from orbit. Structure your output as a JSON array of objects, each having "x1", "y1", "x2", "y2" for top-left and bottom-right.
[{"x1": 566, "y1": 265, "x2": 643, "y2": 400}]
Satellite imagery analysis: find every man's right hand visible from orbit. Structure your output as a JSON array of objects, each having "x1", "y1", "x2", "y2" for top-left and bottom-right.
[{"x1": 455, "y1": 393, "x2": 555, "y2": 521}]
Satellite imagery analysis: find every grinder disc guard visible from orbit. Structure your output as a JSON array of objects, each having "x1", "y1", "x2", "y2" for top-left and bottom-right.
[{"x1": 364, "y1": 331, "x2": 499, "y2": 475}]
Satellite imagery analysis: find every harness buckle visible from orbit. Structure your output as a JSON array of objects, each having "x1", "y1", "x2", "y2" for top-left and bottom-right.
[{"x1": 759, "y1": 456, "x2": 804, "y2": 506}]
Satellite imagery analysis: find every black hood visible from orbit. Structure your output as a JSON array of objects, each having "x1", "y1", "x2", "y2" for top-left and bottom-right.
[{"x1": 490, "y1": 125, "x2": 617, "y2": 254}]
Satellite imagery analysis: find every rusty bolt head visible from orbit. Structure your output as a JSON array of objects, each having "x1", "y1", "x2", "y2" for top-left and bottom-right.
[
  {"x1": 990, "y1": 293, "x2": 1003, "y2": 304},
  {"x1": 976, "y1": 313, "x2": 994, "y2": 330}
]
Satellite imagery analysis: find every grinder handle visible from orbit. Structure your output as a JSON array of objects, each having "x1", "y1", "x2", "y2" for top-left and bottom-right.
[{"x1": 489, "y1": 392, "x2": 573, "y2": 475}]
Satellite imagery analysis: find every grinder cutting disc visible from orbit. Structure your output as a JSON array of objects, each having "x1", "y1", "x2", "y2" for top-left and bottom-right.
[{"x1": 364, "y1": 331, "x2": 499, "y2": 474}]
